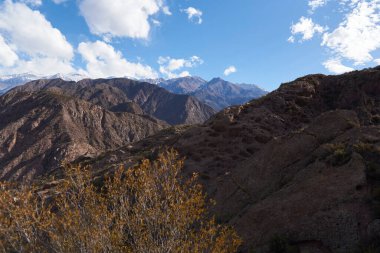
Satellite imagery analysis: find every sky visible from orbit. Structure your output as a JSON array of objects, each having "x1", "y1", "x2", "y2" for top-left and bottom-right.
[{"x1": 0, "y1": 0, "x2": 380, "y2": 91}]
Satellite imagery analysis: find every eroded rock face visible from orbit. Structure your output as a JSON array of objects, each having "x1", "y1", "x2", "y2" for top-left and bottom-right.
[
  {"x1": 12, "y1": 78, "x2": 216, "y2": 125},
  {"x1": 0, "y1": 90, "x2": 168, "y2": 181},
  {"x1": 0, "y1": 77, "x2": 217, "y2": 181},
  {"x1": 83, "y1": 68, "x2": 380, "y2": 252}
]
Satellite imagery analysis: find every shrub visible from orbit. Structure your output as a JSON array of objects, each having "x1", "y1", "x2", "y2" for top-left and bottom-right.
[
  {"x1": 325, "y1": 143, "x2": 352, "y2": 166},
  {"x1": 0, "y1": 149, "x2": 241, "y2": 253}
]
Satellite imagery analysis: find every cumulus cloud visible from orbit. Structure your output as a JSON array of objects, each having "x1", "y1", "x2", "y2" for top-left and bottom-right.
[
  {"x1": 182, "y1": 7, "x2": 203, "y2": 24},
  {"x1": 158, "y1": 56, "x2": 203, "y2": 78},
  {"x1": 9, "y1": 57, "x2": 75, "y2": 75},
  {"x1": 0, "y1": 1, "x2": 74, "y2": 75},
  {"x1": 0, "y1": 35, "x2": 18, "y2": 67},
  {"x1": 79, "y1": 0, "x2": 164, "y2": 39},
  {"x1": 323, "y1": 58, "x2": 354, "y2": 74},
  {"x1": 78, "y1": 40, "x2": 158, "y2": 79},
  {"x1": 291, "y1": 0, "x2": 380, "y2": 73},
  {"x1": 308, "y1": 0, "x2": 328, "y2": 12},
  {"x1": 322, "y1": 0, "x2": 380, "y2": 65},
  {"x1": 0, "y1": 1, "x2": 73, "y2": 59},
  {"x1": 289, "y1": 16, "x2": 327, "y2": 42},
  {"x1": 224, "y1": 66, "x2": 237, "y2": 76}
]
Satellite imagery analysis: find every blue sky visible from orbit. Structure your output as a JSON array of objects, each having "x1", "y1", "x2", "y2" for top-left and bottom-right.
[{"x1": 0, "y1": 0, "x2": 380, "y2": 91}]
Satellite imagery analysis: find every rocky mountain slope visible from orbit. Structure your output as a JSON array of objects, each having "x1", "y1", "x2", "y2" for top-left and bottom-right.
[
  {"x1": 12, "y1": 78, "x2": 215, "y2": 125},
  {"x1": 0, "y1": 77, "x2": 216, "y2": 180},
  {"x1": 145, "y1": 76, "x2": 268, "y2": 111},
  {"x1": 0, "y1": 88, "x2": 168, "y2": 181},
  {"x1": 191, "y1": 77, "x2": 268, "y2": 110},
  {"x1": 81, "y1": 67, "x2": 380, "y2": 252},
  {"x1": 157, "y1": 76, "x2": 207, "y2": 94}
]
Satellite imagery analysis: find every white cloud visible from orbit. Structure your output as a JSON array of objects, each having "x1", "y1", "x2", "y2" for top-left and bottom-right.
[
  {"x1": 224, "y1": 66, "x2": 237, "y2": 76},
  {"x1": 323, "y1": 58, "x2": 354, "y2": 74},
  {"x1": 158, "y1": 56, "x2": 203, "y2": 78},
  {"x1": 152, "y1": 19, "x2": 161, "y2": 26},
  {"x1": 78, "y1": 40, "x2": 158, "y2": 79},
  {"x1": 18, "y1": 0, "x2": 67, "y2": 6},
  {"x1": 0, "y1": 35, "x2": 18, "y2": 67},
  {"x1": 292, "y1": 0, "x2": 380, "y2": 73},
  {"x1": 79, "y1": 0, "x2": 164, "y2": 39},
  {"x1": 287, "y1": 36, "x2": 295, "y2": 43},
  {"x1": 322, "y1": 0, "x2": 380, "y2": 65},
  {"x1": 308, "y1": 0, "x2": 328, "y2": 12},
  {"x1": 9, "y1": 57, "x2": 75, "y2": 75},
  {"x1": 162, "y1": 6, "x2": 172, "y2": 15},
  {"x1": 290, "y1": 16, "x2": 327, "y2": 42},
  {"x1": 0, "y1": 1, "x2": 74, "y2": 59},
  {"x1": 182, "y1": 7, "x2": 203, "y2": 24},
  {"x1": 0, "y1": 1, "x2": 74, "y2": 75}
]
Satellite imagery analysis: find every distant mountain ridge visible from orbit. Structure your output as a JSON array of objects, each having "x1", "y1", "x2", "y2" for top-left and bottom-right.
[
  {"x1": 0, "y1": 77, "x2": 215, "y2": 180},
  {"x1": 191, "y1": 77, "x2": 267, "y2": 110},
  {"x1": 145, "y1": 76, "x2": 268, "y2": 110},
  {"x1": 156, "y1": 76, "x2": 207, "y2": 94},
  {"x1": 0, "y1": 73, "x2": 89, "y2": 94},
  {"x1": 1, "y1": 74, "x2": 268, "y2": 111},
  {"x1": 13, "y1": 78, "x2": 215, "y2": 125}
]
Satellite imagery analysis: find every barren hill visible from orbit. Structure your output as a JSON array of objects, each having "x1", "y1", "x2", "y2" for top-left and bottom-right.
[
  {"x1": 14, "y1": 78, "x2": 216, "y2": 125},
  {"x1": 84, "y1": 67, "x2": 380, "y2": 252},
  {"x1": 0, "y1": 89, "x2": 168, "y2": 181}
]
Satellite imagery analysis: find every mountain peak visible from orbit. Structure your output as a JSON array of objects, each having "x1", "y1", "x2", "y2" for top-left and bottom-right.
[{"x1": 209, "y1": 77, "x2": 225, "y2": 82}]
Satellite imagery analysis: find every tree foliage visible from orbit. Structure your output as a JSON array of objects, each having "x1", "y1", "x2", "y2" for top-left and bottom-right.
[{"x1": 0, "y1": 149, "x2": 241, "y2": 253}]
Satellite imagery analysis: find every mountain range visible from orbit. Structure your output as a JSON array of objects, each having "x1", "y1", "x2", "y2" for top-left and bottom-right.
[
  {"x1": 145, "y1": 76, "x2": 268, "y2": 110},
  {"x1": 1, "y1": 74, "x2": 268, "y2": 111},
  {"x1": 0, "y1": 73, "x2": 90, "y2": 94},
  {"x1": 0, "y1": 78, "x2": 214, "y2": 180},
  {"x1": 72, "y1": 67, "x2": 380, "y2": 252},
  {"x1": 2, "y1": 68, "x2": 380, "y2": 251}
]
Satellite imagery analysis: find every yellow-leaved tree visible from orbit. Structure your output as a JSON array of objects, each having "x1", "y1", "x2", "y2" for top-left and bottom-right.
[{"x1": 0, "y1": 149, "x2": 241, "y2": 253}]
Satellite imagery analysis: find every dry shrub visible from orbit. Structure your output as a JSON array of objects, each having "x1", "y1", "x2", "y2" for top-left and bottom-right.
[{"x1": 0, "y1": 149, "x2": 241, "y2": 253}]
